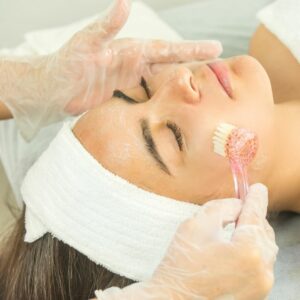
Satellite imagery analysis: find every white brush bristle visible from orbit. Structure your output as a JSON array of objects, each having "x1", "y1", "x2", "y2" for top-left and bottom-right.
[{"x1": 213, "y1": 123, "x2": 236, "y2": 157}]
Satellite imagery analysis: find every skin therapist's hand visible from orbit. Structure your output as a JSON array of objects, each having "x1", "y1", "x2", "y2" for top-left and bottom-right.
[
  {"x1": 59, "y1": 0, "x2": 223, "y2": 114},
  {"x1": 0, "y1": 0, "x2": 222, "y2": 141},
  {"x1": 95, "y1": 184, "x2": 278, "y2": 300}
]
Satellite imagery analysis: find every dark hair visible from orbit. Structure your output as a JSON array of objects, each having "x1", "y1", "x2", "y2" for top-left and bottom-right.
[{"x1": 0, "y1": 210, "x2": 135, "y2": 300}]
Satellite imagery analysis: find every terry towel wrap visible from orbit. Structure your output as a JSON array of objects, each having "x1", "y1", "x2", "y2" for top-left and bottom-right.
[{"x1": 21, "y1": 118, "x2": 234, "y2": 281}]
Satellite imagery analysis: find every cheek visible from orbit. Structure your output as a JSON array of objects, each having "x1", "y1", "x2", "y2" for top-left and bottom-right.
[
  {"x1": 180, "y1": 106, "x2": 273, "y2": 203},
  {"x1": 101, "y1": 129, "x2": 169, "y2": 193},
  {"x1": 180, "y1": 129, "x2": 235, "y2": 203},
  {"x1": 103, "y1": 126, "x2": 141, "y2": 170},
  {"x1": 179, "y1": 157, "x2": 236, "y2": 204},
  {"x1": 105, "y1": 142, "x2": 135, "y2": 167}
]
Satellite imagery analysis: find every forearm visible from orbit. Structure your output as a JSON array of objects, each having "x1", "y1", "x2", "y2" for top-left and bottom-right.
[
  {"x1": 0, "y1": 56, "x2": 48, "y2": 120},
  {"x1": 0, "y1": 56, "x2": 65, "y2": 140},
  {"x1": 0, "y1": 58, "x2": 27, "y2": 120}
]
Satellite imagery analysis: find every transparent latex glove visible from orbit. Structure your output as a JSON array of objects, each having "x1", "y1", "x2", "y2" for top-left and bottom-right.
[
  {"x1": 94, "y1": 184, "x2": 278, "y2": 300},
  {"x1": 0, "y1": 0, "x2": 222, "y2": 141}
]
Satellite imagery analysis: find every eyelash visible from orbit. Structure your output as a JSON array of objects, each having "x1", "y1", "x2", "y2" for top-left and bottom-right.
[
  {"x1": 113, "y1": 90, "x2": 138, "y2": 104},
  {"x1": 166, "y1": 121, "x2": 183, "y2": 151},
  {"x1": 141, "y1": 80, "x2": 183, "y2": 152},
  {"x1": 141, "y1": 77, "x2": 151, "y2": 99},
  {"x1": 114, "y1": 80, "x2": 184, "y2": 153},
  {"x1": 113, "y1": 77, "x2": 151, "y2": 104}
]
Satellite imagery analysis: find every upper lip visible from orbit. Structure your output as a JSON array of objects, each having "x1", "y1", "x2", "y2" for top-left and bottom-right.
[{"x1": 207, "y1": 61, "x2": 233, "y2": 98}]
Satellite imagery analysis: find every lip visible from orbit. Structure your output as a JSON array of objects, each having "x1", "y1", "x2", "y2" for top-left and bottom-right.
[{"x1": 207, "y1": 61, "x2": 233, "y2": 98}]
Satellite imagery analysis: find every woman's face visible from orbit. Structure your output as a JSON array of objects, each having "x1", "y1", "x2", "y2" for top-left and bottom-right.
[{"x1": 74, "y1": 55, "x2": 275, "y2": 204}]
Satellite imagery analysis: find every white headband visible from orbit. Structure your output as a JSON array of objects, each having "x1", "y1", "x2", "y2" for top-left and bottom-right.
[{"x1": 21, "y1": 119, "x2": 201, "y2": 281}]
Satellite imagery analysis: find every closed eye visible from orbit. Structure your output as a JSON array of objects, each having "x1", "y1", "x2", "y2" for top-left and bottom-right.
[
  {"x1": 113, "y1": 90, "x2": 138, "y2": 104},
  {"x1": 166, "y1": 121, "x2": 183, "y2": 151},
  {"x1": 141, "y1": 77, "x2": 151, "y2": 98},
  {"x1": 113, "y1": 77, "x2": 151, "y2": 104}
]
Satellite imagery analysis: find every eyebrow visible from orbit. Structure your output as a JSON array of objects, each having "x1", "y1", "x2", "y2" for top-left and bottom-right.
[{"x1": 140, "y1": 119, "x2": 172, "y2": 176}]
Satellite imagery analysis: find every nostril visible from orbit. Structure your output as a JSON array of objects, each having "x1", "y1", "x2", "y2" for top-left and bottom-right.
[
  {"x1": 190, "y1": 76, "x2": 197, "y2": 93},
  {"x1": 188, "y1": 75, "x2": 201, "y2": 103}
]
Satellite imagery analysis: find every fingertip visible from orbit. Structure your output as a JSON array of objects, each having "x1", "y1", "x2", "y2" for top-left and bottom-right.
[
  {"x1": 101, "y1": 0, "x2": 131, "y2": 39},
  {"x1": 116, "y1": 0, "x2": 131, "y2": 19},
  {"x1": 250, "y1": 183, "x2": 268, "y2": 194},
  {"x1": 246, "y1": 183, "x2": 269, "y2": 211},
  {"x1": 196, "y1": 198, "x2": 242, "y2": 221},
  {"x1": 212, "y1": 197, "x2": 242, "y2": 208},
  {"x1": 109, "y1": 0, "x2": 130, "y2": 13},
  {"x1": 194, "y1": 40, "x2": 223, "y2": 58},
  {"x1": 210, "y1": 40, "x2": 223, "y2": 57},
  {"x1": 114, "y1": 0, "x2": 131, "y2": 20},
  {"x1": 237, "y1": 183, "x2": 269, "y2": 226}
]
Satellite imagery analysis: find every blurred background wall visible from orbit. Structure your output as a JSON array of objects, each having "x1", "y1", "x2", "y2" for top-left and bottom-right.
[{"x1": 0, "y1": 0, "x2": 198, "y2": 48}]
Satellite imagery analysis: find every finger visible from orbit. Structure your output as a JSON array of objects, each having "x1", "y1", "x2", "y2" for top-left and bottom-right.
[
  {"x1": 80, "y1": 0, "x2": 130, "y2": 44},
  {"x1": 264, "y1": 219, "x2": 276, "y2": 242},
  {"x1": 144, "y1": 40, "x2": 223, "y2": 63},
  {"x1": 188, "y1": 198, "x2": 242, "y2": 241},
  {"x1": 263, "y1": 220, "x2": 279, "y2": 267},
  {"x1": 232, "y1": 224, "x2": 278, "y2": 267},
  {"x1": 176, "y1": 198, "x2": 241, "y2": 245},
  {"x1": 150, "y1": 61, "x2": 209, "y2": 76},
  {"x1": 236, "y1": 183, "x2": 268, "y2": 227},
  {"x1": 197, "y1": 198, "x2": 242, "y2": 224}
]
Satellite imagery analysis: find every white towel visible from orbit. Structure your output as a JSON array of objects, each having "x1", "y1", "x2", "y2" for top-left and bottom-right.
[
  {"x1": 257, "y1": 0, "x2": 300, "y2": 63},
  {"x1": 21, "y1": 119, "x2": 201, "y2": 281}
]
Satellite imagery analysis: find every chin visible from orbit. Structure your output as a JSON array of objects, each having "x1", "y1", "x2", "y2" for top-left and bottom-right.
[{"x1": 229, "y1": 55, "x2": 272, "y2": 96}]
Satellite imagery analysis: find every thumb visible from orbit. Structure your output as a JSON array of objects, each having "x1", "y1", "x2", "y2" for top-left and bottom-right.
[
  {"x1": 195, "y1": 198, "x2": 242, "y2": 226},
  {"x1": 96, "y1": 0, "x2": 131, "y2": 41},
  {"x1": 182, "y1": 198, "x2": 242, "y2": 243},
  {"x1": 72, "y1": 0, "x2": 130, "y2": 49},
  {"x1": 236, "y1": 183, "x2": 268, "y2": 228}
]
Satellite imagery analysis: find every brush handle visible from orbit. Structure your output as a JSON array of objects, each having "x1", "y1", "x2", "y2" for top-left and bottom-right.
[
  {"x1": 224, "y1": 163, "x2": 249, "y2": 236},
  {"x1": 230, "y1": 163, "x2": 249, "y2": 201}
]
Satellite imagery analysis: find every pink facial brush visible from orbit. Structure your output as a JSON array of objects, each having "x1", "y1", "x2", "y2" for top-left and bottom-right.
[{"x1": 213, "y1": 123, "x2": 258, "y2": 200}]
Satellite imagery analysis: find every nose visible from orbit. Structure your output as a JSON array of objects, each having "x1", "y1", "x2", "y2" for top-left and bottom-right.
[{"x1": 154, "y1": 66, "x2": 201, "y2": 105}]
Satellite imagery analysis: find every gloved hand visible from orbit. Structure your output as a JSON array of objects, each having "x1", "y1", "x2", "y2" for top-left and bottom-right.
[
  {"x1": 94, "y1": 184, "x2": 278, "y2": 300},
  {"x1": 0, "y1": 0, "x2": 222, "y2": 141}
]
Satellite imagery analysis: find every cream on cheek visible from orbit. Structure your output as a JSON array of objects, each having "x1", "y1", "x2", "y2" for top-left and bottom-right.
[
  {"x1": 103, "y1": 107, "x2": 142, "y2": 166},
  {"x1": 108, "y1": 142, "x2": 136, "y2": 166},
  {"x1": 102, "y1": 123, "x2": 168, "y2": 192}
]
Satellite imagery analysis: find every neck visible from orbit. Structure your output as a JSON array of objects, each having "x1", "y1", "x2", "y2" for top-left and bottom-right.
[{"x1": 268, "y1": 100, "x2": 300, "y2": 212}]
